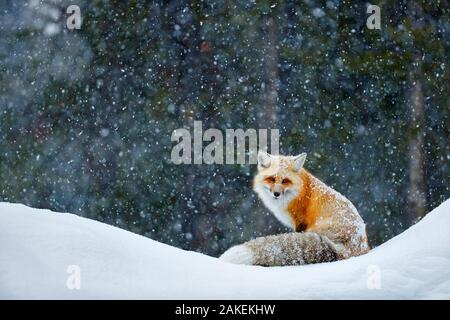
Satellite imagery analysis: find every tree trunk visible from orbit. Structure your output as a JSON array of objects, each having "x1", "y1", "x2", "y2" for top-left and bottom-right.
[
  {"x1": 407, "y1": 56, "x2": 427, "y2": 222},
  {"x1": 259, "y1": 17, "x2": 279, "y2": 131},
  {"x1": 406, "y1": 1, "x2": 427, "y2": 222}
]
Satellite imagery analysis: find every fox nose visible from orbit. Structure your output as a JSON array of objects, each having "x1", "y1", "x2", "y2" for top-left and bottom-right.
[{"x1": 273, "y1": 192, "x2": 280, "y2": 198}]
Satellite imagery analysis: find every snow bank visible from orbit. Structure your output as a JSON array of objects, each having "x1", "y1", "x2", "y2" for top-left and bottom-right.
[{"x1": 0, "y1": 200, "x2": 449, "y2": 299}]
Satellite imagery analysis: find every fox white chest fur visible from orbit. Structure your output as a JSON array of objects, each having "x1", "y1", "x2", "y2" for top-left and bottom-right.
[
  {"x1": 254, "y1": 185, "x2": 297, "y2": 229},
  {"x1": 253, "y1": 151, "x2": 305, "y2": 230}
]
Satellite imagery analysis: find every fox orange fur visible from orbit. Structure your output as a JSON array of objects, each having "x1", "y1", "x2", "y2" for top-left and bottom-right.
[{"x1": 220, "y1": 151, "x2": 370, "y2": 266}]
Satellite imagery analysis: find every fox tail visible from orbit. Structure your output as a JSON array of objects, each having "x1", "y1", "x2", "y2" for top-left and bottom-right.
[{"x1": 219, "y1": 232, "x2": 339, "y2": 266}]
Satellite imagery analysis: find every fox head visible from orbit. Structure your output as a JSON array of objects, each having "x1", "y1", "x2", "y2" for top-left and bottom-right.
[{"x1": 253, "y1": 151, "x2": 307, "y2": 209}]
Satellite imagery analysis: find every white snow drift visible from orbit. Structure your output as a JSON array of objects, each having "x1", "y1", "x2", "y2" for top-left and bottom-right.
[{"x1": 0, "y1": 200, "x2": 449, "y2": 299}]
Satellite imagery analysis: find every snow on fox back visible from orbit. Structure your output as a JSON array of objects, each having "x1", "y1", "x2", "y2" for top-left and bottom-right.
[{"x1": 306, "y1": 172, "x2": 369, "y2": 255}]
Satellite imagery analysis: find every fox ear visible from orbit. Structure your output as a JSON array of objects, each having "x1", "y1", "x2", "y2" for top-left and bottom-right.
[
  {"x1": 292, "y1": 153, "x2": 307, "y2": 172},
  {"x1": 257, "y1": 150, "x2": 272, "y2": 169}
]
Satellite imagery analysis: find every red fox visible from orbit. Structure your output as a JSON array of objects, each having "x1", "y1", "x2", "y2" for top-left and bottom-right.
[{"x1": 220, "y1": 151, "x2": 370, "y2": 266}]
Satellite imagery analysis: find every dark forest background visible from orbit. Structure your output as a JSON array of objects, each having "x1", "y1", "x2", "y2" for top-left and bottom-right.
[{"x1": 0, "y1": 0, "x2": 449, "y2": 256}]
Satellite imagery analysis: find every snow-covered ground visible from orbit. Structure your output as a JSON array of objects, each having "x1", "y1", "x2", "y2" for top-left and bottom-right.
[{"x1": 0, "y1": 200, "x2": 449, "y2": 299}]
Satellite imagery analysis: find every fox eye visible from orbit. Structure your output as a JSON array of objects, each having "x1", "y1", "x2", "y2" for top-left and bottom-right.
[
  {"x1": 265, "y1": 176, "x2": 276, "y2": 183},
  {"x1": 282, "y1": 178, "x2": 291, "y2": 184}
]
